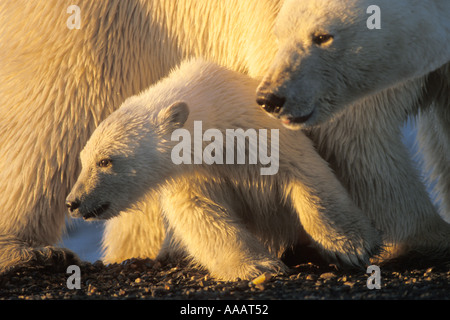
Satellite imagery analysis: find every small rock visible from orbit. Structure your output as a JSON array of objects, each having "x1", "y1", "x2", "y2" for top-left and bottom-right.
[
  {"x1": 87, "y1": 283, "x2": 97, "y2": 293},
  {"x1": 306, "y1": 274, "x2": 316, "y2": 281},
  {"x1": 319, "y1": 272, "x2": 336, "y2": 280},
  {"x1": 343, "y1": 281, "x2": 355, "y2": 287},
  {"x1": 250, "y1": 273, "x2": 272, "y2": 285},
  {"x1": 93, "y1": 260, "x2": 104, "y2": 268},
  {"x1": 254, "y1": 284, "x2": 265, "y2": 291},
  {"x1": 289, "y1": 273, "x2": 302, "y2": 280}
]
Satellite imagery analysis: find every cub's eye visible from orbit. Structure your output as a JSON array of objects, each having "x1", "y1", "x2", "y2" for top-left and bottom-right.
[
  {"x1": 98, "y1": 159, "x2": 112, "y2": 168},
  {"x1": 313, "y1": 34, "x2": 334, "y2": 45}
]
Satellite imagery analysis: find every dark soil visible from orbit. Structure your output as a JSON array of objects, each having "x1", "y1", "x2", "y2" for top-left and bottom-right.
[
  {"x1": 1, "y1": 257, "x2": 449, "y2": 302},
  {"x1": 0, "y1": 256, "x2": 448, "y2": 318}
]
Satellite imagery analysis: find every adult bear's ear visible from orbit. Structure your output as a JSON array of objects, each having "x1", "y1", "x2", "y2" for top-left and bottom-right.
[{"x1": 159, "y1": 101, "x2": 190, "y2": 130}]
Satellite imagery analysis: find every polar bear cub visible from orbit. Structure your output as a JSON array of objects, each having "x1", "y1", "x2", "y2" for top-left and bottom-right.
[{"x1": 66, "y1": 59, "x2": 380, "y2": 280}]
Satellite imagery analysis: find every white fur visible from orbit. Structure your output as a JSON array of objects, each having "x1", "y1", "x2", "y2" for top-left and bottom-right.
[
  {"x1": 256, "y1": 0, "x2": 450, "y2": 260},
  {"x1": 258, "y1": 0, "x2": 450, "y2": 126},
  {"x1": 67, "y1": 59, "x2": 381, "y2": 280},
  {"x1": 0, "y1": 0, "x2": 282, "y2": 272},
  {"x1": 1, "y1": 0, "x2": 448, "y2": 272}
]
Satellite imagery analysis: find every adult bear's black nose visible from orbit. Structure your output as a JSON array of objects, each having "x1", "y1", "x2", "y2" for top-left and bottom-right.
[
  {"x1": 256, "y1": 93, "x2": 286, "y2": 114},
  {"x1": 66, "y1": 199, "x2": 81, "y2": 212}
]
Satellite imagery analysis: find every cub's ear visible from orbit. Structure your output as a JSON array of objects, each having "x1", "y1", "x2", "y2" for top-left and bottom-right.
[{"x1": 158, "y1": 101, "x2": 190, "y2": 130}]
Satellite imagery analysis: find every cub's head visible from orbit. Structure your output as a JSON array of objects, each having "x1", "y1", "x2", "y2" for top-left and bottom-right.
[
  {"x1": 256, "y1": 0, "x2": 446, "y2": 129},
  {"x1": 66, "y1": 100, "x2": 189, "y2": 220}
]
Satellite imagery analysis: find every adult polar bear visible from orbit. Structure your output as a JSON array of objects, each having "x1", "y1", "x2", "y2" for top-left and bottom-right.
[
  {"x1": 256, "y1": 0, "x2": 450, "y2": 262},
  {"x1": 0, "y1": 0, "x2": 284, "y2": 272},
  {"x1": 0, "y1": 0, "x2": 446, "y2": 272}
]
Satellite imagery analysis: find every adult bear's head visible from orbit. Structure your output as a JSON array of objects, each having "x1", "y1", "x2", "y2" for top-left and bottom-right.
[{"x1": 256, "y1": 0, "x2": 450, "y2": 129}]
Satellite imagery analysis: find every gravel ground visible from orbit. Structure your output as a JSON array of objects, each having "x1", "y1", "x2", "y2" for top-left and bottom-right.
[
  {"x1": 0, "y1": 257, "x2": 448, "y2": 318},
  {"x1": 1, "y1": 256, "x2": 449, "y2": 303}
]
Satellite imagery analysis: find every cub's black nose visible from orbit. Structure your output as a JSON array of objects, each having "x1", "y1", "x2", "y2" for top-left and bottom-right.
[
  {"x1": 66, "y1": 199, "x2": 81, "y2": 212},
  {"x1": 256, "y1": 93, "x2": 286, "y2": 114}
]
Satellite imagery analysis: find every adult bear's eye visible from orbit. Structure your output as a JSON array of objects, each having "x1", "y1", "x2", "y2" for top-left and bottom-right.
[
  {"x1": 98, "y1": 159, "x2": 112, "y2": 168},
  {"x1": 313, "y1": 34, "x2": 334, "y2": 45}
]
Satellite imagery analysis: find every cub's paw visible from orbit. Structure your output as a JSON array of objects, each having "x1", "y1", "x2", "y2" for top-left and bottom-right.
[
  {"x1": 211, "y1": 257, "x2": 288, "y2": 281},
  {"x1": 316, "y1": 231, "x2": 383, "y2": 269}
]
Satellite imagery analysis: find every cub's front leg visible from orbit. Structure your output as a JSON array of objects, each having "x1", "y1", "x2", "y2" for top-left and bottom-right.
[
  {"x1": 285, "y1": 160, "x2": 382, "y2": 268},
  {"x1": 158, "y1": 181, "x2": 286, "y2": 281}
]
